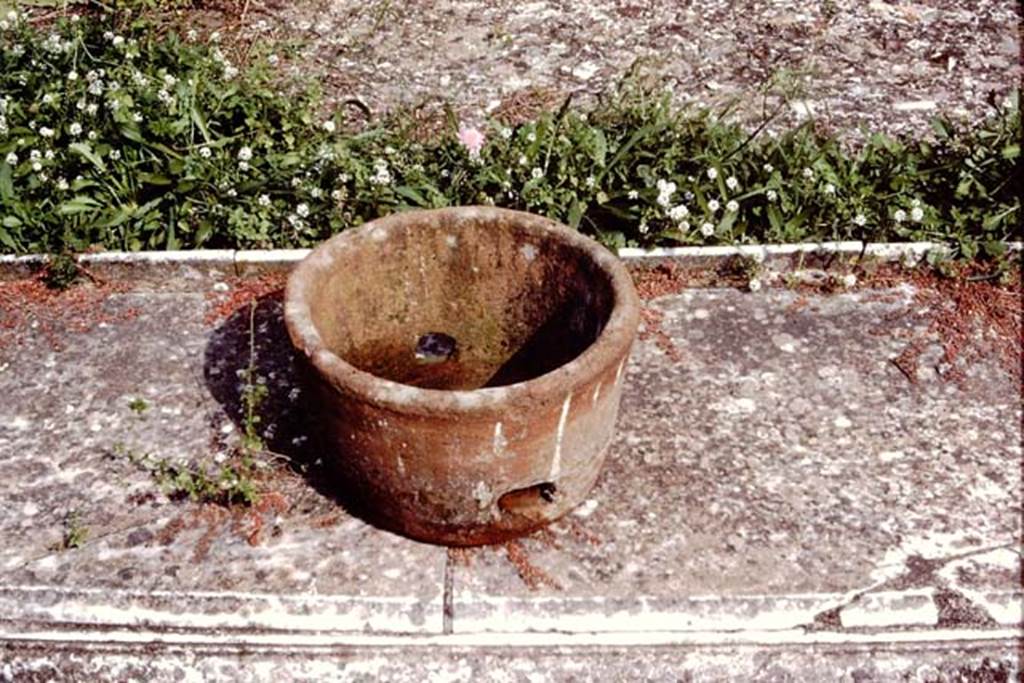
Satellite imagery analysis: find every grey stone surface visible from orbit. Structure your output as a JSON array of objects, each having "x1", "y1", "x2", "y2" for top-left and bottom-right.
[
  {"x1": 1, "y1": 638, "x2": 1019, "y2": 682},
  {"x1": 449, "y1": 287, "x2": 1022, "y2": 631},
  {"x1": 0, "y1": 271, "x2": 1020, "y2": 676}
]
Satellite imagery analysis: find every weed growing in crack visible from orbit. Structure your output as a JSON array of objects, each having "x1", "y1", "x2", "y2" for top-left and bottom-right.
[
  {"x1": 128, "y1": 397, "x2": 149, "y2": 416},
  {"x1": 239, "y1": 300, "x2": 268, "y2": 459},
  {"x1": 42, "y1": 253, "x2": 82, "y2": 291},
  {"x1": 114, "y1": 442, "x2": 260, "y2": 506},
  {"x1": 58, "y1": 510, "x2": 88, "y2": 550}
]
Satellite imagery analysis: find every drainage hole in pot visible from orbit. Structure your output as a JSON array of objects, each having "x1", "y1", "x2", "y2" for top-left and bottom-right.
[
  {"x1": 415, "y1": 332, "x2": 458, "y2": 363},
  {"x1": 498, "y1": 482, "x2": 558, "y2": 518}
]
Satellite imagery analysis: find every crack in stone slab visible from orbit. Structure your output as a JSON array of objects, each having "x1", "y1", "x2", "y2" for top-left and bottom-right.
[{"x1": 804, "y1": 542, "x2": 1018, "y2": 632}]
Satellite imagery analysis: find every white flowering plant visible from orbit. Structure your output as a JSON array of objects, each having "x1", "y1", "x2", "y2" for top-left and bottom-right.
[{"x1": 0, "y1": 14, "x2": 1019, "y2": 260}]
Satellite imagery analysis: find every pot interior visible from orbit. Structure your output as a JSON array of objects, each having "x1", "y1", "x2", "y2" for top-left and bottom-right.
[{"x1": 306, "y1": 215, "x2": 616, "y2": 390}]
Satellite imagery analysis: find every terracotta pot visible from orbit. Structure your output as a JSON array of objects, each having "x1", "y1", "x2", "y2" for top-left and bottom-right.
[{"x1": 284, "y1": 206, "x2": 640, "y2": 545}]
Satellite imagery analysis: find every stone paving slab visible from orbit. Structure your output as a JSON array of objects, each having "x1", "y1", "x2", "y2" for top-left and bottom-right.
[
  {"x1": 450, "y1": 287, "x2": 1021, "y2": 633},
  {"x1": 0, "y1": 265, "x2": 1020, "y2": 677}
]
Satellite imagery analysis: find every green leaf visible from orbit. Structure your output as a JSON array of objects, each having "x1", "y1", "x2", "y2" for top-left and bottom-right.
[
  {"x1": 1001, "y1": 144, "x2": 1019, "y2": 160},
  {"x1": 0, "y1": 163, "x2": 12, "y2": 202},
  {"x1": 567, "y1": 198, "x2": 584, "y2": 230},
  {"x1": 69, "y1": 143, "x2": 107, "y2": 172},
  {"x1": 394, "y1": 185, "x2": 428, "y2": 207},
  {"x1": 0, "y1": 225, "x2": 17, "y2": 251},
  {"x1": 58, "y1": 196, "x2": 103, "y2": 215}
]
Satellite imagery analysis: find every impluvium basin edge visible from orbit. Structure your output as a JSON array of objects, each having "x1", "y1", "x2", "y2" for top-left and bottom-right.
[{"x1": 284, "y1": 206, "x2": 640, "y2": 545}]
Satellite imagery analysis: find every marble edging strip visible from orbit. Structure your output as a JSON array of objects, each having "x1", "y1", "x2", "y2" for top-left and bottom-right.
[
  {"x1": 0, "y1": 585, "x2": 1019, "y2": 639},
  {"x1": 1, "y1": 242, "x2": 1019, "y2": 279}
]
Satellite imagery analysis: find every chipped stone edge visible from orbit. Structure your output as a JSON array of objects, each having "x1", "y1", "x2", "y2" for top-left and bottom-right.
[
  {"x1": 449, "y1": 590, "x2": 1023, "y2": 635},
  {"x1": 0, "y1": 585, "x2": 442, "y2": 636},
  {"x1": 1, "y1": 242, "x2": 1020, "y2": 280}
]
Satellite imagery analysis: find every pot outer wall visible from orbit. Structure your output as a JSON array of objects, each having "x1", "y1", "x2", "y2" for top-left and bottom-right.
[
  {"x1": 299, "y1": 341, "x2": 632, "y2": 546},
  {"x1": 286, "y1": 206, "x2": 640, "y2": 547}
]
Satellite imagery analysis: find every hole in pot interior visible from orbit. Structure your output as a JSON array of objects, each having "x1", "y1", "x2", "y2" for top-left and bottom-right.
[
  {"x1": 307, "y1": 219, "x2": 616, "y2": 390},
  {"x1": 498, "y1": 482, "x2": 558, "y2": 518}
]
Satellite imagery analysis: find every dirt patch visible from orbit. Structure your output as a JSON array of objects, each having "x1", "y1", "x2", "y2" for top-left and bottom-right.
[
  {"x1": 0, "y1": 276, "x2": 140, "y2": 352},
  {"x1": 504, "y1": 539, "x2": 562, "y2": 591},
  {"x1": 204, "y1": 273, "x2": 288, "y2": 326}
]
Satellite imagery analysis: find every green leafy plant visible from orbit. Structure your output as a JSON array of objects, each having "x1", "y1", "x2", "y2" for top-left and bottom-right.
[
  {"x1": 128, "y1": 396, "x2": 149, "y2": 415},
  {"x1": 116, "y1": 442, "x2": 259, "y2": 506},
  {"x1": 59, "y1": 509, "x2": 88, "y2": 549},
  {"x1": 42, "y1": 251, "x2": 81, "y2": 289},
  {"x1": 0, "y1": 11, "x2": 1019, "y2": 259}
]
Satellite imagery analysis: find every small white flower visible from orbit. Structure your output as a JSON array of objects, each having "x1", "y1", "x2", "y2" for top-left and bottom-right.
[
  {"x1": 103, "y1": 31, "x2": 114, "y2": 41},
  {"x1": 331, "y1": 189, "x2": 343, "y2": 201},
  {"x1": 706, "y1": 167, "x2": 718, "y2": 180},
  {"x1": 531, "y1": 167, "x2": 543, "y2": 180},
  {"x1": 31, "y1": 161, "x2": 42, "y2": 172},
  {"x1": 199, "y1": 146, "x2": 212, "y2": 158},
  {"x1": 30, "y1": 150, "x2": 40, "y2": 160},
  {"x1": 39, "y1": 126, "x2": 54, "y2": 138},
  {"x1": 210, "y1": 31, "x2": 221, "y2": 42},
  {"x1": 56, "y1": 177, "x2": 68, "y2": 191},
  {"x1": 112, "y1": 35, "x2": 125, "y2": 47},
  {"x1": 67, "y1": 70, "x2": 79, "y2": 82},
  {"x1": 763, "y1": 163, "x2": 774, "y2": 173},
  {"x1": 726, "y1": 200, "x2": 739, "y2": 213},
  {"x1": 517, "y1": 154, "x2": 528, "y2": 166},
  {"x1": 726, "y1": 176, "x2": 739, "y2": 190},
  {"x1": 163, "y1": 74, "x2": 177, "y2": 87},
  {"x1": 238, "y1": 161, "x2": 250, "y2": 171},
  {"x1": 44, "y1": 150, "x2": 54, "y2": 160},
  {"x1": 296, "y1": 203, "x2": 310, "y2": 218},
  {"x1": 585, "y1": 175, "x2": 596, "y2": 189},
  {"x1": 5, "y1": 152, "x2": 17, "y2": 165},
  {"x1": 802, "y1": 167, "x2": 814, "y2": 179},
  {"x1": 290, "y1": 177, "x2": 302, "y2": 188},
  {"x1": 824, "y1": 183, "x2": 836, "y2": 195},
  {"x1": 910, "y1": 206, "x2": 924, "y2": 222},
  {"x1": 526, "y1": 131, "x2": 536, "y2": 143},
  {"x1": 223, "y1": 65, "x2": 239, "y2": 80},
  {"x1": 700, "y1": 222, "x2": 715, "y2": 237},
  {"x1": 42, "y1": 93, "x2": 54, "y2": 105},
  {"x1": 86, "y1": 103, "x2": 99, "y2": 116},
  {"x1": 132, "y1": 113, "x2": 144, "y2": 123},
  {"x1": 680, "y1": 220, "x2": 690, "y2": 231},
  {"x1": 667, "y1": 204, "x2": 689, "y2": 222},
  {"x1": 310, "y1": 187, "x2": 323, "y2": 199},
  {"x1": 267, "y1": 54, "x2": 280, "y2": 66},
  {"x1": 500, "y1": 127, "x2": 513, "y2": 140},
  {"x1": 840, "y1": 273, "x2": 857, "y2": 288},
  {"x1": 226, "y1": 188, "x2": 237, "y2": 197},
  {"x1": 707, "y1": 199, "x2": 720, "y2": 213},
  {"x1": 853, "y1": 213, "x2": 866, "y2": 227},
  {"x1": 186, "y1": 29, "x2": 198, "y2": 41},
  {"x1": 766, "y1": 190, "x2": 777, "y2": 202},
  {"x1": 109, "y1": 149, "x2": 121, "y2": 160},
  {"x1": 894, "y1": 209, "x2": 906, "y2": 223},
  {"x1": 911, "y1": 198, "x2": 921, "y2": 208},
  {"x1": 87, "y1": 130, "x2": 97, "y2": 141},
  {"x1": 322, "y1": 120, "x2": 336, "y2": 133},
  {"x1": 0, "y1": 20, "x2": 7, "y2": 31},
  {"x1": 748, "y1": 278, "x2": 763, "y2": 292},
  {"x1": 627, "y1": 190, "x2": 639, "y2": 200},
  {"x1": 258, "y1": 194, "x2": 271, "y2": 206},
  {"x1": 238, "y1": 146, "x2": 253, "y2": 161},
  {"x1": 638, "y1": 221, "x2": 649, "y2": 235}
]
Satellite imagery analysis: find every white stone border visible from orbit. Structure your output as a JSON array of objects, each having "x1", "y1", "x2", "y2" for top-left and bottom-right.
[{"x1": 1, "y1": 242, "x2": 1019, "y2": 277}]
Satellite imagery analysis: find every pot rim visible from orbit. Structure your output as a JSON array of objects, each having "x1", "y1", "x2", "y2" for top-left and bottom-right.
[{"x1": 283, "y1": 206, "x2": 641, "y2": 415}]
